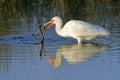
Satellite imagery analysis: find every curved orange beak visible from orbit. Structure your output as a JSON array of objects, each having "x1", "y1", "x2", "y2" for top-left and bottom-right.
[
  {"x1": 34, "y1": 20, "x2": 54, "y2": 36},
  {"x1": 42, "y1": 20, "x2": 54, "y2": 30}
]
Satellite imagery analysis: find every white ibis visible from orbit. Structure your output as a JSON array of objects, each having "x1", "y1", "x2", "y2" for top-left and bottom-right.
[{"x1": 40, "y1": 16, "x2": 110, "y2": 43}]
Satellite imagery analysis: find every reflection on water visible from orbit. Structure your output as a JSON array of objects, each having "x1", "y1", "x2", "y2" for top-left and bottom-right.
[{"x1": 44, "y1": 43, "x2": 108, "y2": 67}]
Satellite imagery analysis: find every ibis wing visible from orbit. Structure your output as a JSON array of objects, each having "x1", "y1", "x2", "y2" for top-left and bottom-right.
[{"x1": 63, "y1": 20, "x2": 110, "y2": 38}]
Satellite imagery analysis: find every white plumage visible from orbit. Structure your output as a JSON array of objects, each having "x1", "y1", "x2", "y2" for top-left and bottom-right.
[{"x1": 41, "y1": 16, "x2": 110, "y2": 43}]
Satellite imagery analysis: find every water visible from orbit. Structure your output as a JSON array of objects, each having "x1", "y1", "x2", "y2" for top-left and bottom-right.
[{"x1": 0, "y1": 0, "x2": 120, "y2": 80}]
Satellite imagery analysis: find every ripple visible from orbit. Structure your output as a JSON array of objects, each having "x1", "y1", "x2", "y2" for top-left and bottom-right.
[{"x1": 0, "y1": 34, "x2": 37, "y2": 45}]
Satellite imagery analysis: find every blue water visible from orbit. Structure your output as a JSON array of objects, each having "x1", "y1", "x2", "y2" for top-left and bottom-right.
[{"x1": 0, "y1": 28, "x2": 120, "y2": 80}]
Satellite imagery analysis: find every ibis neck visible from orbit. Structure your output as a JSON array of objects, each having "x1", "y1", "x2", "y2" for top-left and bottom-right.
[{"x1": 55, "y1": 22, "x2": 63, "y2": 36}]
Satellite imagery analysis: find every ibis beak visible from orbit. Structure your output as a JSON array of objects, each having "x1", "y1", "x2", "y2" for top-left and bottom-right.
[
  {"x1": 42, "y1": 20, "x2": 54, "y2": 30},
  {"x1": 34, "y1": 20, "x2": 54, "y2": 36}
]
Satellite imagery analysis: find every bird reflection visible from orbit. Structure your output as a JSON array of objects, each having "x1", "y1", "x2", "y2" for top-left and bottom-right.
[{"x1": 47, "y1": 43, "x2": 108, "y2": 67}]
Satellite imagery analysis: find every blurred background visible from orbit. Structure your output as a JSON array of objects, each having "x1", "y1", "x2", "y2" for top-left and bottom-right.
[{"x1": 0, "y1": 0, "x2": 119, "y2": 36}]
